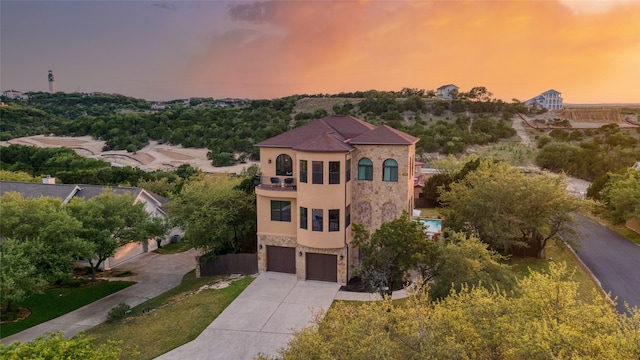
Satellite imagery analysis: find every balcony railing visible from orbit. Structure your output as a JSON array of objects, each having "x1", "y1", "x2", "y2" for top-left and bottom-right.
[{"x1": 255, "y1": 175, "x2": 297, "y2": 191}]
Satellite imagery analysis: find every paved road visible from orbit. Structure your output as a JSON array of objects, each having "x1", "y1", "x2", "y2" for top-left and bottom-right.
[
  {"x1": 572, "y1": 215, "x2": 640, "y2": 313},
  {"x1": 0, "y1": 249, "x2": 197, "y2": 345}
]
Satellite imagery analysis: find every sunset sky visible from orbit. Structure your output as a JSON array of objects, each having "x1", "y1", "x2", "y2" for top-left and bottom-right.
[{"x1": 1, "y1": 0, "x2": 639, "y2": 103}]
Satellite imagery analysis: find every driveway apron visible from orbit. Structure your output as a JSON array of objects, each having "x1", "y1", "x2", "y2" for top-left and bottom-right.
[{"x1": 157, "y1": 272, "x2": 340, "y2": 360}]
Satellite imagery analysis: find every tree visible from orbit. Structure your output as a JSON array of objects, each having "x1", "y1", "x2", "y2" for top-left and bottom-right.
[
  {"x1": 599, "y1": 167, "x2": 640, "y2": 224},
  {"x1": 468, "y1": 86, "x2": 494, "y2": 102},
  {"x1": 0, "y1": 332, "x2": 123, "y2": 360},
  {"x1": 0, "y1": 238, "x2": 48, "y2": 312},
  {"x1": 427, "y1": 232, "x2": 513, "y2": 300},
  {"x1": 440, "y1": 159, "x2": 581, "y2": 258},
  {"x1": 67, "y1": 190, "x2": 167, "y2": 281},
  {"x1": 352, "y1": 213, "x2": 436, "y2": 297},
  {"x1": 0, "y1": 170, "x2": 38, "y2": 182},
  {"x1": 166, "y1": 174, "x2": 256, "y2": 256},
  {"x1": 270, "y1": 263, "x2": 640, "y2": 360},
  {"x1": 0, "y1": 193, "x2": 89, "y2": 282}
]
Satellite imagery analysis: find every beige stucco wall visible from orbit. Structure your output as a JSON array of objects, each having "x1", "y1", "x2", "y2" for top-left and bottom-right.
[
  {"x1": 296, "y1": 151, "x2": 350, "y2": 249},
  {"x1": 256, "y1": 195, "x2": 297, "y2": 237},
  {"x1": 259, "y1": 147, "x2": 297, "y2": 183}
]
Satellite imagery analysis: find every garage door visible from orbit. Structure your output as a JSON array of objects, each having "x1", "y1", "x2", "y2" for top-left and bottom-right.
[
  {"x1": 267, "y1": 246, "x2": 296, "y2": 274},
  {"x1": 306, "y1": 253, "x2": 337, "y2": 282}
]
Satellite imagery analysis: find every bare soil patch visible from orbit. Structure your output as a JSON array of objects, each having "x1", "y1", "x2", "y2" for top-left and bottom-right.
[
  {"x1": 156, "y1": 148, "x2": 194, "y2": 161},
  {"x1": 1, "y1": 136, "x2": 259, "y2": 174}
]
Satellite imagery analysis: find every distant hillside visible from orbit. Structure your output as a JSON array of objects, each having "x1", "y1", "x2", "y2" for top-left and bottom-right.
[{"x1": 1, "y1": 90, "x2": 527, "y2": 163}]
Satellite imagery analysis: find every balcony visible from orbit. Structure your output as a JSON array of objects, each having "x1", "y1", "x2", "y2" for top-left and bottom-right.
[{"x1": 255, "y1": 175, "x2": 297, "y2": 194}]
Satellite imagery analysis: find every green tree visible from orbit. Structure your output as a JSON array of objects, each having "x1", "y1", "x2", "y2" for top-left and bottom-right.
[
  {"x1": 0, "y1": 238, "x2": 48, "y2": 312},
  {"x1": 352, "y1": 213, "x2": 436, "y2": 297},
  {"x1": 0, "y1": 332, "x2": 123, "y2": 360},
  {"x1": 468, "y1": 86, "x2": 494, "y2": 102},
  {"x1": 67, "y1": 190, "x2": 167, "y2": 281},
  {"x1": 0, "y1": 170, "x2": 38, "y2": 182},
  {"x1": 0, "y1": 193, "x2": 88, "y2": 282},
  {"x1": 599, "y1": 167, "x2": 640, "y2": 224},
  {"x1": 271, "y1": 263, "x2": 640, "y2": 360},
  {"x1": 427, "y1": 232, "x2": 514, "y2": 300},
  {"x1": 166, "y1": 174, "x2": 256, "y2": 256},
  {"x1": 440, "y1": 159, "x2": 581, "y2": 257}
]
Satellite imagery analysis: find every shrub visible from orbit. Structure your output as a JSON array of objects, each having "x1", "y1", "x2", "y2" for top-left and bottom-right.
[
  {"x1": 115, "y1": 270, "x2": 133, "y2": 277},
  {"x1": 107, "y1": 303, "x2": 131, "y2": 322}
]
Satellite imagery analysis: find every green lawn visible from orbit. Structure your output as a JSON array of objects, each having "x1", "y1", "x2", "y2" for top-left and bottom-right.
[
  {"x1": 507, "y1": 238, "x2": 604, "y2": 304},
  {"x1": 84, "y1": 272, "x2": 253, "y2": 360},
  {"x1": 1, "y1": 281, "x2": 134, "y2": 338},
  {"x1": 415, "y1": 208, "x2": 442, "y2": 218},
  {"x1": 154, "y1": 241, "x2": 192, "y2": 254}
]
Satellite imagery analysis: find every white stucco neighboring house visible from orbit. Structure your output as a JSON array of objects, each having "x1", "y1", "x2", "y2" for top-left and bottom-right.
[
  {"x1": 0, "y1": 178, "x2": 172, "y2": 270},
  {"x1": 525, "y1": 89, "x2": 563, "y2": 110},
  {"x1": 436, "y1": 84, "x2": 459, "y2": 99},
  {"x1": 2, "y1": 90, "x2": 29, "y2": 100}
]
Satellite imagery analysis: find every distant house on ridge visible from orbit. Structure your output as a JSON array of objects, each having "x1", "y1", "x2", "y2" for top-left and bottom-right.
[
  {"x1": 525, "y1": 89, "x2": 563, "y2": 110},
  {"x1": 436, "y1": 84, "x2": 459, "y2": 99}
]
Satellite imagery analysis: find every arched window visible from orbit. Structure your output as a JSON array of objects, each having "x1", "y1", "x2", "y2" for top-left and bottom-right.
[
  {"x1": 383, "y1": 159, "x2": 398, "y2": 182},
  {"x1": 276, "y1": 154, "x2": 293, "y2": 176},
  {"x1": 358, "y1": 158, "x2": 373, "y2": 181}
]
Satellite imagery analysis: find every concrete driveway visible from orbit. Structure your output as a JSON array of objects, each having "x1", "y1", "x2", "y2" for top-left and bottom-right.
[
  {"x1": 157, "y1": 272, "x2": 341, "y2": 360},
  {"x1": 0, "y1": 249, "x2": 197, "y2": 345}
]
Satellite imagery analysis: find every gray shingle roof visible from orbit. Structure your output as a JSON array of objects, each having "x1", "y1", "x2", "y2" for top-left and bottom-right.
[{"x1": 0, "y1": 181, "x2": 168, "y2": 205}]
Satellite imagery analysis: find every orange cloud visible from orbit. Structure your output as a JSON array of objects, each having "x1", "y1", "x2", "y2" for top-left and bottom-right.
[{"x1": 184, "y1": 0, "x2": 640, "y2": 103}]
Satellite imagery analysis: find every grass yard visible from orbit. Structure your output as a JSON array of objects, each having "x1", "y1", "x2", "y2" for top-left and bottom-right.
[
  {"x1": 1, "y1": 281, "x2": 134, "y2": 338},
  {"x1": 84, "y1": 272, "x2": 253, "y2": 360},
  {"x1": 415, "y1": 208, "x2": 443, "y2": 218},
  {"x1": 475, "y1": 141, "x2": 538, "y2": 166},
  {"x1": 154, "y1": 241, "x2": 192, "y2": 254},
  {"x1": 507, "y1": 238, "x2": 605, "y2": 304}
]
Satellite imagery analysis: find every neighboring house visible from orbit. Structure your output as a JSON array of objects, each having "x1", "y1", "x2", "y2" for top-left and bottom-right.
[
  {"x1": 254, "y1": 115, "x2": 419, "y2": 284},
  {"x1": 2, "y1": 90, "x2": 29, "y2": 100},
  {"x1": 151, "y1": 102, "x2": 166, "y2": 110},
  {"x1": 525, "y1": 89, "x2": 563, "y2": 110},
  {"x1": 436, "y1": 84, "x2": 459, "y2": 99},
  {"x1": 0, "y1": 178, "x2": 171, "y2": 269}
]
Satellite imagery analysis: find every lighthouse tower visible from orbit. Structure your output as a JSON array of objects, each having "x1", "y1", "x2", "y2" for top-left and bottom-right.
[{"x1": 48, "y1": 70, "x2": 55, "y2": 93}]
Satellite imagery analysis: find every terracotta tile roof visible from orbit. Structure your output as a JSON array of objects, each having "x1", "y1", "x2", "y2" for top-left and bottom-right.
[
  {"x1": 294, "y1": 132, "x2": 354, "y2": 152},
  {"x1": 256, "y1": 115, "x2": 417, "y2": 151},
  {"x1": 348, "y1": 125, "x2": 419, "y2": 145},
  {"x1": 256, "y1": 119, "x2": 341, "y2": 148},
  {"x1": 320, "y1": 115, "x2": 376, "y2": 140}
]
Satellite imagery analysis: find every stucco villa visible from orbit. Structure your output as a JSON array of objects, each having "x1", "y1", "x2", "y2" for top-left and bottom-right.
[{"x1": 254, "y1": 115, "x2": 419, "y2": 284}]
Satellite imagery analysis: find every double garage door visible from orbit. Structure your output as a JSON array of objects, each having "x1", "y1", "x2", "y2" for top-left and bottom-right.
[{"x1": 266, "y1": 246, "x2": 337, "y2": 283}]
